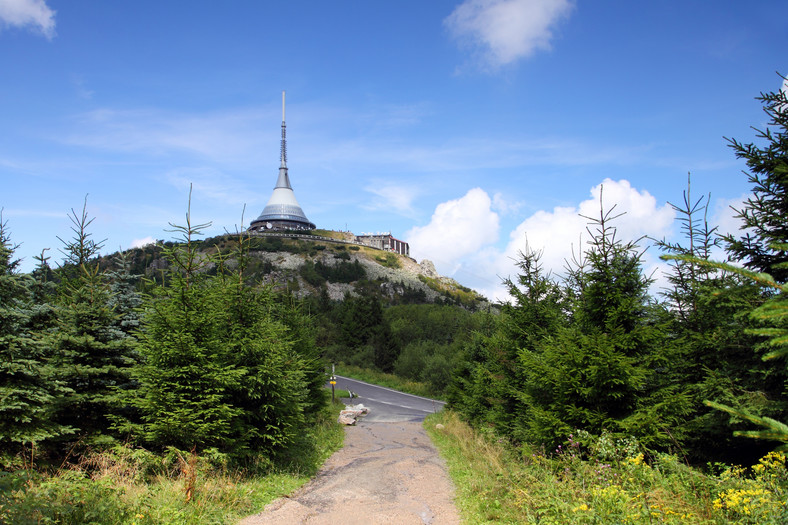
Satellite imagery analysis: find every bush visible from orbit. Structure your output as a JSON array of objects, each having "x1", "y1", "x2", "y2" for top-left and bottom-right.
[
  {"x1": 0, "y1": 470, "x2": 133, "y2": 524},
  {"x1": 300, "y1": 261, "x2": 326, "y2": 287}
]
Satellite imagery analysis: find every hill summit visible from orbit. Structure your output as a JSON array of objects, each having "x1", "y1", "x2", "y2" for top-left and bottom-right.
[{"x1": 110, "y1": 229, "x2": 489, "y2": 309}]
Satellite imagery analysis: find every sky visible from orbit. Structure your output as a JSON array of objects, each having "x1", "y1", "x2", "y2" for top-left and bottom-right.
[{"x1": 1, "y1": 0, "x2": 786, "y2": 301}]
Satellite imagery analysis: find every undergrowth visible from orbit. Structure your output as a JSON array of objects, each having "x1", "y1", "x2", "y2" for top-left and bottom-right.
[
  {"x1": 426, "y1": 410, "x2": 788, "y2": 524},
  {"x1": 0, "y1": 401, "x2": 345, "y2": 525}
]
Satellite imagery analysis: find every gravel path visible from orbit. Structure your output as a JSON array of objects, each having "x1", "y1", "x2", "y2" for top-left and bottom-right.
[{"x1": 238, "y1": 421, "x2": 460, "y2": 524}]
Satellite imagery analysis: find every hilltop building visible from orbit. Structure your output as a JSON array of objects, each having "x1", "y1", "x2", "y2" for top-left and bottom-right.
[
  {"x1": 249, "y1": 92, "x2": 316, "y2": 232},
  {"x1": 355, "y1": 233, "x2": 410, "y2": 257}
]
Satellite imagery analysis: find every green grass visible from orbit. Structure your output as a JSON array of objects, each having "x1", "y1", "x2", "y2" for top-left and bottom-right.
[
  {"x1": 334, "y1": 364, "x2": 440, "y2": 399},
  {"x1": 425, "y1": 410, "x2": 788, "y2": 524},
  {"x1": 0, "y1": 402, "x2": 346, "y2": 525},
  {"x1": 417, "y1": 274, "x2": 485, "y2": 308}
]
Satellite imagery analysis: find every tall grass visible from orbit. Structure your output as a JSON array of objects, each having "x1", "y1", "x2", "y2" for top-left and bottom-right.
[
  {"x1": 426, "y1": 410, "x2": 788, "y2": 524},
  {"x1": 0, "y1": 401, "x2": 345, "y2": 525}
]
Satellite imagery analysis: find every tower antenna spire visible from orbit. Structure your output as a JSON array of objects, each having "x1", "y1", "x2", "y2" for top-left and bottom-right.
[
  {"x1": 248, "y1": 91, "x2": 315, "y2": 232},
  {"x1": 280, "y1": 91, "x2": 287, "y2": 167}
]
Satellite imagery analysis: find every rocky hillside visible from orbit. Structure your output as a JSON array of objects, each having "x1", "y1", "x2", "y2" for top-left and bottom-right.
[{"x1": 104, "y1": 230, "x2": 489, "y2": 309}]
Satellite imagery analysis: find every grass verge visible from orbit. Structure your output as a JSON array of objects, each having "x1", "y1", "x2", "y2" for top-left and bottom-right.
[
  {"x1": 0, "y1": 402, "x2": 345, "y2": 525},
  {"x1": 425, "y1": 410, "x2": 788, "y2": 524},
  {"x1": 334, "y1": 364, "x2": 440, "y2": 399}
]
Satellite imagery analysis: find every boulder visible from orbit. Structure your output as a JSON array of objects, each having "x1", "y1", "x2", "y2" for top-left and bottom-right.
[
  {"x1": 338, "y1": 413, "x2": 357, "y2": 425},
  {"x1": 337, "y1": 404, "x2": 370, "y2": 425}
]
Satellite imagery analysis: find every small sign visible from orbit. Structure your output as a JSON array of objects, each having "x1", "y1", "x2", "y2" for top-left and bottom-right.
[{"x1": 330, "y1": 381, "x2": 336, "y2": 385}]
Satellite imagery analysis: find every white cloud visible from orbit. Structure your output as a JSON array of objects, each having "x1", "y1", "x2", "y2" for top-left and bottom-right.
[
  {"x1": 492, "y1": 191, "x2": 523, "y2": 215},
  {"x1": 502, "y1": 179, "x2": 674, "y2": 279},
  {"x1": 710, "y1": 194, "x2": 746, "y2": 238},
  {"x1": 363, "y1": 183, "x2": 421, "y2": 217},
  {"x1": 130, "y1": 236, "x2": 155, "y2": 249},
  {"x1": 0, "y1": 0, "x2": 55, "y2": 38},
  {"x1": 406, "y1": 187, "x2": 500, "y2": 269},
  {"x1": 71, "y1": 75, "x2": 95, "y2": 100},
  {"x1": 445, "y1": 0, "x2": 574, "y2": 69},
  {"x1": 418, "y1": 179, "x2": 675, "y2": 302},
  {"x1": 64, "y1": 107, "x2": 270, "y2": 166},
  {"x1": 164, "y1": 167, "x2": 269, "y2": 215}
]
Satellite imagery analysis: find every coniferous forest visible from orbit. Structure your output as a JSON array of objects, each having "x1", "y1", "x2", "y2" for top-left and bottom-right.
[
  {"x1": 1, "y1": 81, "x2": 787, "y2": 522},
  {"x1": 447, "y1": 82, "x2": 788, "y2": 465}
]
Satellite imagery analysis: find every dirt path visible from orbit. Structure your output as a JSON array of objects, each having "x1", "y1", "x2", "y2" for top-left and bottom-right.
[{"x1": 239, "y1": 421, "x2": 460, "y2": 524}]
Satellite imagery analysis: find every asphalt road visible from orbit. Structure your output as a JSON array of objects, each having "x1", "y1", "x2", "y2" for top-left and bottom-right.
[{"x1": 331, "y1": 375, "x2": 446, "y2": 423}]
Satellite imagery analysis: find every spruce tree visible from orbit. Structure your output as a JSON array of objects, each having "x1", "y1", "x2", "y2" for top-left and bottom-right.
[
  {"x1": 516, "y1": 199, "x2": 682, "y2": 449},
  {"x1": 134, "y1": 203, "x2": 324, "y2": 457},
  {"x1": 51, "y1": 202, "x2": 137, "y2": 444},
  {"x1": 723, "y1": 77, "x2": 788, "y2": 282},
  {"x1": 340, "y1": 295, "x2": 398, "y2": 372},
  {"x1": 106, "y1": 250, "x2": 143, "y2": 337},
  {"x1": 0, "y1": 215, "x2": 71, "y2": 448},
  {"x1": 662, "y1": 254, "x2": 788, "y2": 449},
  {"x1": 133, "y1": 208, "x2": 244, "y2": 450},
  {"x1": 268, "y1": 291, "x2": 328, "y2": 417},
  {"x1": 657, "y1": 179, "x2": 781, "y2": 463},
  {"x1": 216, "y1": 227, "x2": 324, "y2": 455}
]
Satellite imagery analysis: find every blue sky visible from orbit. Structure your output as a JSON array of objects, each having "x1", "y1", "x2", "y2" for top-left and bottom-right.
[{"x1": 1, "y1": 0, "x2": 786, "y2": 300}]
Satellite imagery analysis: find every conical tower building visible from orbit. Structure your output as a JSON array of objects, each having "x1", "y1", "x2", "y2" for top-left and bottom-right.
[{"x1": 249, "y1": 92, "x2": 316, "y2": 232}]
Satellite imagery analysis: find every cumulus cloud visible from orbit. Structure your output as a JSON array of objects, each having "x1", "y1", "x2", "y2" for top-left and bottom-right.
[
  {"x1": 445, "y1": 0, "x2": 574, "y2": 69},
  {"x1": 130, "y1": 236, "x2": 155, "y2": 249},
  {"x1": 0, "y1": 0, "x2": 55, "y2": 38},
  {"x1": 414, "y1": 179, "x2": 675, "y2": 302},
  {"x1": 501, "y1": 179, "x2": 674, "y2": 279},
  {"x1": 406, "y1": 187, "x2": 500, "y2": 269}
]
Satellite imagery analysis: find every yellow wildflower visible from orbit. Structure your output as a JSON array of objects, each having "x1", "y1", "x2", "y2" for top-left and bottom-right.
[{"x1": 626, "y1": 453, "x2": 646, "y2": 466}]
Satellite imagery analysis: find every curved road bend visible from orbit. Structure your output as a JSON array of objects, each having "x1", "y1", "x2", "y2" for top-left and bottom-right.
[
  {"x1": 332, "y1": 375, "x2": 446, "y2": 423},
  {"x1": 239, "y1": 377, "x2": 458, "y2": 524}
]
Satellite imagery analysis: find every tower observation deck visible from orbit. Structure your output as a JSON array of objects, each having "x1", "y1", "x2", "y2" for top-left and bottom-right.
[{"x1": 249, "y1": 92, "x2": 316, "y2": 232}]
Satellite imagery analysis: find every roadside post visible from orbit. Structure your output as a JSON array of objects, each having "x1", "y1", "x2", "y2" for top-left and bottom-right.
[{"x1": 330, "y1": 363, "x2": 336, "y2": 403}]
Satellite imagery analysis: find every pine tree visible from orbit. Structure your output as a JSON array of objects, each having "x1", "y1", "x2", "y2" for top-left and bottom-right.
[{"x1": 723, "y1": 77, "x2": 788, "y2": 282}]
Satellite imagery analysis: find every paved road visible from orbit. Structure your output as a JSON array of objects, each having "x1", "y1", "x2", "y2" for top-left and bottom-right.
[
  {"x1": 331, "y1": 375, "x2": 446, "y2": 423},
  {"x1": 240, "y1": 379, "x2": 458, "y2": 524}
]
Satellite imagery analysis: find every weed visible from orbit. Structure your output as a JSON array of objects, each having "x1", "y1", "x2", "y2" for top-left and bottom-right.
[{"x1": 426, "y1": 410, "x2": 788, "y2": 524}]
